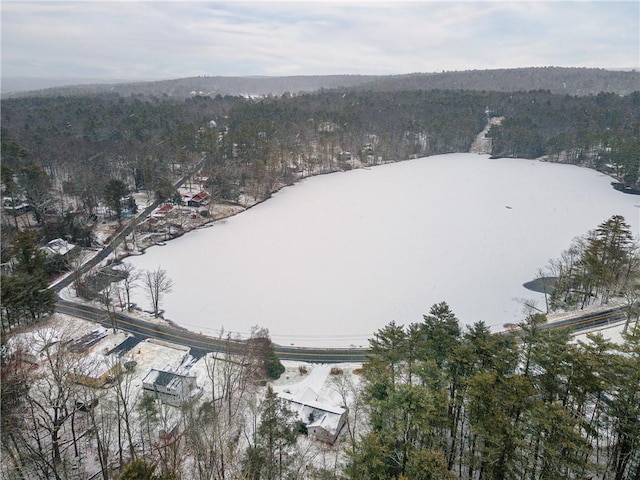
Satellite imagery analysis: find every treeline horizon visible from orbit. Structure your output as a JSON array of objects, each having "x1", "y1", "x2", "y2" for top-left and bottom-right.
[{"x1": 4, "y1": 66, "x2": 639, "y2": 98}]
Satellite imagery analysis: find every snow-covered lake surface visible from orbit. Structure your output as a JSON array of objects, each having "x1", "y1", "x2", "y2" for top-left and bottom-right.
[{"x1": 126, "y1": 154, "x2": 640, "y2": 347}]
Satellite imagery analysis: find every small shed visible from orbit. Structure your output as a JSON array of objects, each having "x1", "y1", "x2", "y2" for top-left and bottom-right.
[{"x1": 142, "y1": 369, "x2": 203, "y2": 406}]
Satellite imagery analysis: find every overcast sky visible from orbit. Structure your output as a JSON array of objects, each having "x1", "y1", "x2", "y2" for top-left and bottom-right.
[{"x1": 2, "y1": 1, "x2": 638, "y2": 82}]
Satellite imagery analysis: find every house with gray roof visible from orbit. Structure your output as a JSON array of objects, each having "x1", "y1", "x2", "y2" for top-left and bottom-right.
[
  {"x1": 278, "y1": 388, "x2": 347, "y2": 444},
  {"x1": 142, "y1": 369, "x2": 203, "y2": 406}
]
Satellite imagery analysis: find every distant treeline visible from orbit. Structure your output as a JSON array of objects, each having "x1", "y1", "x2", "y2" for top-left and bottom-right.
[
  {"x1": 2, "y1": 88, "x2": 638, "y2": 211},
  {"x1": 4, "y1": 67, "x2": 639, "y2": 98}
]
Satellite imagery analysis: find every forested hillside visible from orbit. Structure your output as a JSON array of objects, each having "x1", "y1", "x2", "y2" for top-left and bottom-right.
[
  {"x1": 4, "y1": 67, "x2": 638, "y2": 99},
  {"x1": 358, "y1": 67, "x2": 640, "y2": 96},
  {"x1": 2, "y1": 88, "x2": 639, "y2": 236}
]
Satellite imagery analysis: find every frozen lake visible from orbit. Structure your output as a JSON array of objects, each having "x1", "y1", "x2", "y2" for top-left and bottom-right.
[{"x1": 126, "y1": 153, "x2": 640, "y2": 347}]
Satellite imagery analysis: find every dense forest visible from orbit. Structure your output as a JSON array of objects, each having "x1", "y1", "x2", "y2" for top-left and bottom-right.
[
  {"x1": 2, "y1": 88, "x2": 638, "y2": 249},
  {"x1": 1, "y1": 70, "x2": 640, "y2": 479},
  {"x1": 350, "y1": 305, "x2": 640, "y2": 480}
]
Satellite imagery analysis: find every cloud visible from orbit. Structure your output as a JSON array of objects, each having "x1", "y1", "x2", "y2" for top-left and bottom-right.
[{"x1": 2, "y1": 1, "x2": 638, "y2": 81}]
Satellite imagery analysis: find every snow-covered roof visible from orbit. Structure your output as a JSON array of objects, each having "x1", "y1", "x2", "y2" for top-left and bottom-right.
[
  {"x1": 157, "y1": 204, "x2": 173, "y2": 213},
  {"x1": 72, "y1": 353, "x2": 118, "y2": 379},
  {"x1": 4, "y1": 328, "x2": 60, "y2": 358},
  {"x1": 278, "y1": 387, "x2": 346, "y2": 438},
  {"x1": 41, "y1": 238, "x2": 76, "y2": 256},
  {"x1": 299, "y1": 387, "x2": 320, "y2": 404},
  {"x1": 189, "y1": 190, "x2": 209, "y2": 203}
]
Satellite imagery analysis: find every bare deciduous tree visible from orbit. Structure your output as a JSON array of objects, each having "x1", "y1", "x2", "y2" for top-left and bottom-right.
[
  {"x1": 21, "y1": 329, "x2": 80, "y2": 479},
  {"x1": 143, "y1": 267, "x2": 173, "y2": 317},
  {"x1": 120, "y1": 262, "x2": 141, "y2": 312},
  {"x1": 330, "y1": 369, "x2": 363, "y2": 451},
  {"x1": 184, "y1": 332, "x2": 260, "y2": 480},
  {"x1": 99, "y1": 283, "x2": 120, "y2": 334}
]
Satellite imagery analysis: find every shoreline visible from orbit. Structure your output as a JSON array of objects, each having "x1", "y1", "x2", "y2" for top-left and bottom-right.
[
  {"x1": 110, "y1": 158, "x2": 403, "y2": 263},
  {"x1": 118, "y1": 153, "x2": 624, "y2": 264}
]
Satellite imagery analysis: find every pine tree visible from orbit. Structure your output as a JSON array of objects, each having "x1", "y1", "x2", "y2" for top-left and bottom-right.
[
  {"x1": 244, "y1": 386, "x2": 297, "y2": 480},
  {"x1": 104, "y1": 179, "x2": 129, "y2": 224}
]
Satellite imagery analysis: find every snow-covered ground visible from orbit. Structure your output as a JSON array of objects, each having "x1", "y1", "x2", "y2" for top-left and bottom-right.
[
  {"x1": 28, "y1": 312, "x2": 631, "y2": 424},
  {"x1": 270, "y1": 361, "x2": 363, "y2": 410},
  {"x1": 124, "y1": 153, "x2": 640, "y2": 346},
  {"x1": 572, "y1": 319, "x2": 636, "y2": 346}
]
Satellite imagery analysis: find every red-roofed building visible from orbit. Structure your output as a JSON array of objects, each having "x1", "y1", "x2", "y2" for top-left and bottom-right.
[
  {"x1": 157, "y1": 204, "x2": 173, "y2": 214},
  {"x1": 187, "y1": 190, "x2": 210, "y2": 208}
]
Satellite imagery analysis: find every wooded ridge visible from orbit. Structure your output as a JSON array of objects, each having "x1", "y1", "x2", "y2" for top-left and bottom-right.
[{"x1": 4, "y1": 67, "x2": 639, "y2": 98}]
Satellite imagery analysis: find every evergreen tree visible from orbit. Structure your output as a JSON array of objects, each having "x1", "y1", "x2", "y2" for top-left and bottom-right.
[
  {"x1": 549, "y1": 215, "x2": 638, "y2": 309},
  {"x1": 605, "y1": 328, "x2": 640, "y2": 480},
  {"x1": 1, "y1": 230, "x2": 55, "y2": 331},
  {"x1": 19, "y1": 162, "x2": 52, "y2": 224},
  {"x1": 244, "y1": 386, "x2": 297, "y2": 480},
  {"x1": 349, "y1": 307, "x2": 461, "y2": 480},
  {"x1": 104, "y1": 179, "x2": 129, "y2": 223},
  {"x1": 579, "y1": 215, "x2": 635, "y2": 303},
  {"x1": 116, "y1": 459, "x2": 160, "y2": 480}
]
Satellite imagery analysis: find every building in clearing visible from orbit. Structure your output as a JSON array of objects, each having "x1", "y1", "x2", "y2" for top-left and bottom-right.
[
  {"x1": 278, "y1": 388, "x2": 347, "y2": 444},
  {"x1": 40, "y1": 238, "x2": 78, "y2": 257},
  {"x1": 187, "y1": 190, "x2": 210, "y2": 208},
  {"x1": 142, "y1": 369, "x2": 203, "y2": 406},
  {"x1": 69, "y1": 353, "x2": 121, "y2": 388}
]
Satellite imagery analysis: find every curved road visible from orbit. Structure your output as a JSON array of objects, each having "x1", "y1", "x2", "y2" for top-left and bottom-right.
[
  {"x1": 56, "y1": 299, "x2": 371, "y2": 363},
  {"x1": 55, "y1": 298, "x2": 628, "y2": 364},
  {"x1": 51, "y1": 155, "x2": 371, "y2": 362}
]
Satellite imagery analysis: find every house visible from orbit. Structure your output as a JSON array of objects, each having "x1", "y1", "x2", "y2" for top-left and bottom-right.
[
  {"x1": 2, "y1": 196, "x2": 29, "y2": 214},
  {"x1": 40, "y1": 238, "x2": 77, "y2": 257},
  {"x1": 339, "y1": 151, "x2": 353, "y2": 162},
  {"x1": 140, "y1": 217, "x2": 167, "y2": 233},
  {"x1": 278, "y1": 388, "x2": 347, "y2": 444},
  {"x1": 69, "y1": 353, "x2": 121, "y2": 388},
  {"x1": 142, "y1": 369, "x2": 203, "y2": 406},
  {"x1": 187, "y1": 190, "x2": 210, "y2": 208},
  {"x1": 155, "y1": 204, "x2": 174, "y2": 216},
  {"x1": 318, "y1": 121, "x2": 338, "y2": 133}
]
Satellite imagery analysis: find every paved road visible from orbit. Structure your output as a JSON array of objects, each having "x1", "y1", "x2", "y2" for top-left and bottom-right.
[
  {"x1": 56, "y1": 297, "x2": 628, "y2": 364},
  {"x1": 52, "y1": 155, "x2": 209, "y2": 293},
  {"x1": 541, "y1": 306, "x2": 626, "y2": 333},
  {"x1": 56, "y1": 299, "x2": 371, "y2": 363},
  {"x1": 50, "y1": 155, "x2": 370, "y2": 363}
]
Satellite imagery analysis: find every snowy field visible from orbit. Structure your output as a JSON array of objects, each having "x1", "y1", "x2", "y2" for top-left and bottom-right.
[{"x1": 125, "y1": 154, "x2": 640, "y2": 347}]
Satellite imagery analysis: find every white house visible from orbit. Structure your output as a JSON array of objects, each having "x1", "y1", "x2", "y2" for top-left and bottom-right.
[
  {"x1": 278, "y1": 388, "x2": 347, "y2": 444},
  {"x1": 40, "y1": 238, "x2": 77, "y2": 257},
  {"x1": 142, "y1": 369, "x2": 203, "y2": 406}
]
